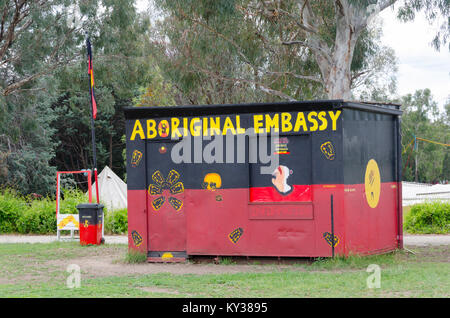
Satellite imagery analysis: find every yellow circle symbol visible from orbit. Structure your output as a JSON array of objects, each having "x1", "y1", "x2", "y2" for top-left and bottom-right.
[{"x1": 365, "y1": 159, "x2": 381, "y2": 208}]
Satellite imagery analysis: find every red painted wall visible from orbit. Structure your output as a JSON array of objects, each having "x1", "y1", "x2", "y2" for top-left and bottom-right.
[{"x1": 128, "y1": 182, "x2": 400, "y2": 257}]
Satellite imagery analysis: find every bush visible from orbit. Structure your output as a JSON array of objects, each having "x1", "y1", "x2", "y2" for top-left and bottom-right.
[
  {"x1": 16, "y1": 198, "x2": 56, "y2": 234},
  {"x1": 0, "y1": 188, "x2": 91, "y2": 234},
  {"x1": 105, "y1": 208, "x2": 128, "y2": 234},
  {"x1": 404, "y1": 201, "x2": 450, "y2": 234},
  {"x1": 58, "y1": 189, "x2": 89, "y2": 214},
  {"x1": 0, "y1": 189, "x2": 26, "y2": 233}
]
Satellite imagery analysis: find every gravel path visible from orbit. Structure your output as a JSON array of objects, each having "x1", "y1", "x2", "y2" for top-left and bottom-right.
[
  {"x1": 402, "y1": 234, "x2": 450, "y2": 247},
  {"x1": 0, "y1": 234, "x2": 449, "y2": 246},
  {"x1": 0, "y1": 235, "x2": 127, "y2": 244}
]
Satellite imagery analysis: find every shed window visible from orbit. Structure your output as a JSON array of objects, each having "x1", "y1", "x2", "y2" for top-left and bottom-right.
[{"x1": 249, "y1": 134, "x2": 312, "y2": 203}]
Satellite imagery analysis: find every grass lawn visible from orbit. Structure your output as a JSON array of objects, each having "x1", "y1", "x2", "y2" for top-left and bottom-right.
[{"x1": 0, "y1": 242, "x2": 448, "y2": 298}]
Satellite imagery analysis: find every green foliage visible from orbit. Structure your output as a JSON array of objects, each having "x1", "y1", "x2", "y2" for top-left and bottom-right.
[
  {"x1": 16, "y1": 198, "x2": 56, "y2": 234},
  {"x1": 133, "y1": 66, "x2": 177, "y2": 107},
  {"x1": 0, "y1": 86, "x2": 58, "y2": 195},
  {"x1": 0, "y1": 190, "x2": 25, "y2": 233},
  {"x1": 0, "y1": 188, "x2": 90, "y2": 234},
  {"x1": 218, "y1": 257, "x2": 236, "y2": 265},
  {"x1": 105, "y1": 208, "x2": 128, "y2": 235},
  {"x1": 0, "y1": 187, "x2": 130, "y2": 235},
  {"x1": 401, "y1": 89, "x2": 449, "y2": 183},
  {"x1": 59, "y1": 189, "x2": 89, "y2": 214},
  {"x1": 124, "y1": 249, "x2": 147, "y2": 263},
  {"x1": 1, "y1": 1, "x2": 152, "y2": 196},
  {"x1": 404, "y1": 201, "x2": 450, "y2": 234}
]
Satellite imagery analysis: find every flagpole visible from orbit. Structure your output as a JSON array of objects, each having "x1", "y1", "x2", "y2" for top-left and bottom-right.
[
  {"x1": 86, "y1": 34, "x2": 99, "y2": 204},
  {"x1": 90, "y1": 99, "x2": 99, "y2": 204}
]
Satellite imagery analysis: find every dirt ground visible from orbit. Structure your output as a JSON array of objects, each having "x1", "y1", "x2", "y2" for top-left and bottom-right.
[
  {"x1": 46, "y1": 248, "x2": 310, "y2": 280},
  {"x1": 43, "y1": 245, "x2": 449, "y2": 280}
]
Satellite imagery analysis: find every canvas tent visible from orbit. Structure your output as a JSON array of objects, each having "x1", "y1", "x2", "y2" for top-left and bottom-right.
[{"x1": 87, "y1": 166, "x2": 127, "y2": 211}]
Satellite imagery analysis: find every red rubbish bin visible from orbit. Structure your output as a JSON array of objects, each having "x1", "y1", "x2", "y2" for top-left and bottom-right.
[{"x1": 77, "y1": 203, "x2": 104, "y2": 245}]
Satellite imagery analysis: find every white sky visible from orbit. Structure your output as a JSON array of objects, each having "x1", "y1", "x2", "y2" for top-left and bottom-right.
[{"x1": 379, "y1": 7, "x2": 450, "y2": 109}]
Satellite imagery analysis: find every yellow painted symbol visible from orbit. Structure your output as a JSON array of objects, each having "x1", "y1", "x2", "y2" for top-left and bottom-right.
[
  {"x1": 161, "y1": 252, "x2": 173, "y2": 259},
  {"x1": 170, "y1": 182, "x2": 184, "y2": 195},
  {"x1": 202, "y1": 173, "x2": 222, "y2": 191},
  {"x1": 152, "y1": 170, "x2": 165, "y2": 185},
  {"x1": 131, "y1": 230, "x2": 143, "y2": 247},
  {"x1": 229, "y1": 227, "x2": 244, "y2": 244},
  {"x1": 84, "y1": 220, "x2": 89, "y2": 228},
  {"x1": 131, "y1": 150, "x2": 143, "y2": 167},
  {"x1": 152, "y1": 196, "x2": 166, "y2": 211},
  {"x1": 323, "y1": 232, "x2": 339, "y2": 247},
  {"x1": 365, "y1": 159, "x2": 381, "y2": 208},
  {"x1": 149, "y1": 184, "x2": 163, "y2": 195},
  {"x1": 148, "y1": 169, "x2": 184, "y2": 212},
  {"x1": 320, "y1": 141, "x2": 336, "y2": 160},
  {"x1": 168, "y1": 197, "x2": 183, "y2": 211},
  {"x1": 166, "y1": 170, "x2": 180, "y2": 185}
]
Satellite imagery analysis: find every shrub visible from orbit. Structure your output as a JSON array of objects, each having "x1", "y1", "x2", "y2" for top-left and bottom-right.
[
  {"x1": 16, "y1": 198, "x2": 56, "y2": 234},
  {"x1": 0, "y1": 189, "x2": 25, "y2": 233},
  {"x1": 105, "y1": 208, "x2": 128, "y2": 234},
  {"x1": 59, "y1": 189, "x2": 89, "y2": 214},
  {"x1": 0, "y1": 188, "x2": 90, "y2": 234},
  {"x1": 404, "y1": 201, "x2": 450, "y2": 234}
]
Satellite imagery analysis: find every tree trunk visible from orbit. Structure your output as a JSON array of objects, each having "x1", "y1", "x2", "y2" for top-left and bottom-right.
[{"x1": 324, "y1": 4, "x2": 360, "y2": 100}]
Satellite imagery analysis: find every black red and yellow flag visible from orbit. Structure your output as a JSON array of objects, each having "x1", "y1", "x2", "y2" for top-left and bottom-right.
[{"x1": 86, "y1": 38, "x2": 97, "y2": 119}]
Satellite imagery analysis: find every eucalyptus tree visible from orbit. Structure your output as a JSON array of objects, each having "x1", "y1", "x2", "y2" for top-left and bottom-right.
[
  {"x1": 0, "y1": 0, "x2": 152, "y2": 194},
  {"x1": 153, "y1": 0, "x2": 448, "y2": 101},
  {"x1": 0, "y1": 0, "x2": 106, "y2": 97},
  {"x1": 0, "y1": 0, "x2": 102, "y2": 194}
]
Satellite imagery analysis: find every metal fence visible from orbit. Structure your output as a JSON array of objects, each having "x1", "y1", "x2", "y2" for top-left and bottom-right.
[{"x1": 402, "y1": 182, "x2": 450, "y2": 206}]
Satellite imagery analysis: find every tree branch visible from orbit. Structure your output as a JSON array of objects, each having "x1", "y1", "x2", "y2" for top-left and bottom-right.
[
  {"x1": 354, "y1": 0, "x2": 399, "y2": 32},
  {"x1": 281, "y1": 40, "x2": 332, "y2": 64},
  {"x1": 265, "y1": 69, "x2": 323, "y2": 83},
  {"x1": 189, "y1": 62, "x2": 297, "y2": 101}
]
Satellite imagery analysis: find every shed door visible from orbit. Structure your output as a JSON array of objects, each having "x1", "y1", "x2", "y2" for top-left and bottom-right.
[{"x1": 146, "y1": 141, "x2": 186, "y2": 254}]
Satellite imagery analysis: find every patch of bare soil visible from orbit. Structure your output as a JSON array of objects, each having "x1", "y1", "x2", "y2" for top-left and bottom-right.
[
  {"x1": 42, "y1": 246, "x2": 450, "y2": 280},
  {"x1": 400, "y1": 246, "x2": 449, "y2": 263},
  {"x1": 46, "y1": 254, "x2": 303, "y2": 279}
]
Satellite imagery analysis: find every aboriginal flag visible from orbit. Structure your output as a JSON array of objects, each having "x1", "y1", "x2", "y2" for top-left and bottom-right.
[{"x1": 86, "y1": 38, "x2": 97, "y2": 119}]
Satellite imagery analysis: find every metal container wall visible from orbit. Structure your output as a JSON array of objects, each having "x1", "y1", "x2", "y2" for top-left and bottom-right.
[{"x1": 124, "y1": 100, "x2": 402, "y2": 260}]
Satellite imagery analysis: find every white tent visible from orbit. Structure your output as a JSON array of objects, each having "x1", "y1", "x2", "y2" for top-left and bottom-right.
[{"x1": 87, "y1": 166, "x2": 127, "y2": 211}]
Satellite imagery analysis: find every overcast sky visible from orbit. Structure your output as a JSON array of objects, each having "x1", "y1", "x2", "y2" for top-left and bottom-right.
[{"x1": 379, "y1": 7, "x2": 449, "y2": 109}]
